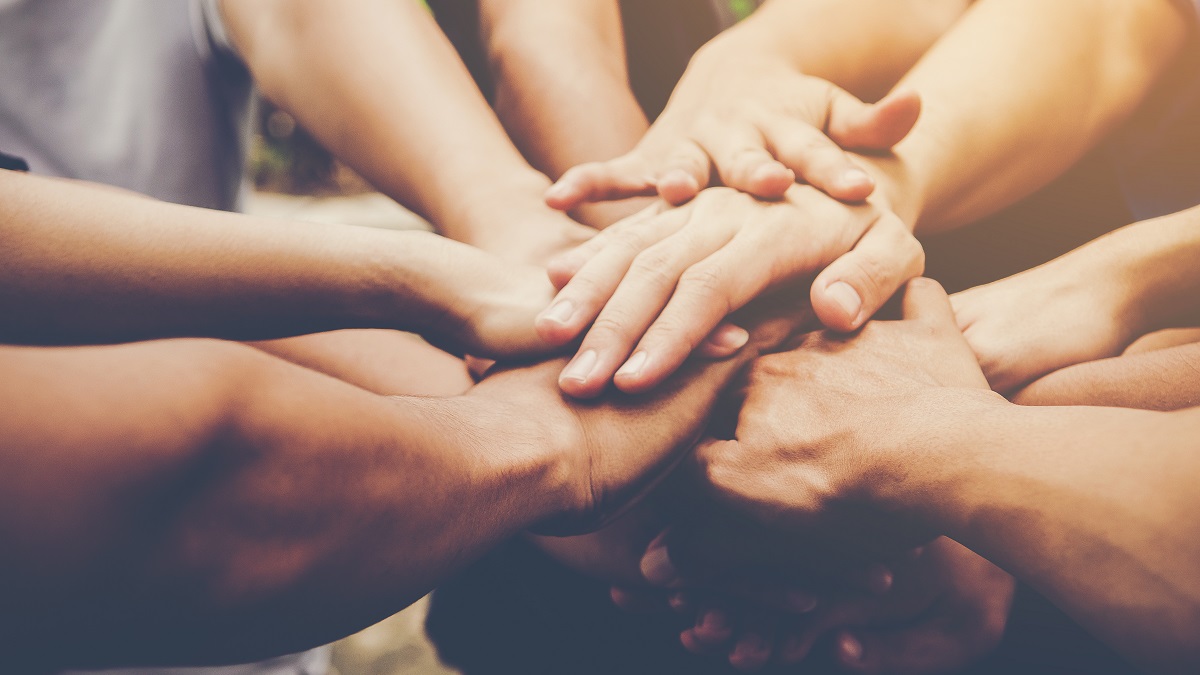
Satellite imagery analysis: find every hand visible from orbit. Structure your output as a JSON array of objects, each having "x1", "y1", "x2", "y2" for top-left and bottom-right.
[
  {"x1": 535, "y1": 185, "x2": 924, "y2": 399},
  {"x1": 951, "y1": 251, "x2": 1141, "y2": 394},
  {"x1": 468, "y1": 294, "x2": 813, "y2": 535},
  {"x1": 418, "y1": 237, "x2": 560, "y2": 360},
  {"x1": 544, "y1": 44, "x2": 920, "y2": 209},
  {"x1": 660, "y1": 539, "x2": 1012, "y2": 674},
  {"x1": 689, "y1": 279, "x2": 996, "y2": 551}
]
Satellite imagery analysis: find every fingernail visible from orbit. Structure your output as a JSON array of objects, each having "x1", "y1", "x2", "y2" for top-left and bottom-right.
[
  {"x1": 840, "y1": 168, "x2": 873, "y2": 191},
  {"x1": 640, "y1": 541, "x2": 679, "y2": 586},
  {"x1": 538, "y1": 299, "x2": 575, "y2": 325},
  {"x1": 785, "y1": 589, "x2": 819, "y2": 613},
  {"x1": 868, "y1": 564, "x2": 894, "y2": 595},
  {"x1": 560, "y1": 349, "x2": 598, "y2": 383},
  {"x1": 839, "y1": 633, "x2": 865, "y2": 664},
  {"x1": 707, "y1": 325, "x2": 750, "y2": 351},
  {"x1": 616, "y1": 351, "x2": 648, "y2": 379},
  {"x1": 826, "y1": 281, "x2": 863, "y2": 324}
]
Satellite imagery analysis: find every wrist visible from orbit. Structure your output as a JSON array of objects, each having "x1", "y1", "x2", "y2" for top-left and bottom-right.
[
  {"x1": 869, "y1": 388, "x2": 1013, "y2": 526},
  {"x1": 854, "y1": 151, "x2": 927, "y2": 233},
  {"x1": 461, "y1": 379, "x2": 585, "y2": 528}
]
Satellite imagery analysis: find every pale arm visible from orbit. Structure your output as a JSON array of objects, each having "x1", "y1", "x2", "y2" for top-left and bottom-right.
[
  {"x1": 864, "y1": 0, "x2": 1195, "y2": 232},
  {"x1": 480, "y1": 0, "x2": 646, "y2": 180},
  {"x1": 220, "y1": 0, "x2": 590, "y2": 260},
  {"x1": 0, "y1": 171, "x2": 552, "y2": 355}
]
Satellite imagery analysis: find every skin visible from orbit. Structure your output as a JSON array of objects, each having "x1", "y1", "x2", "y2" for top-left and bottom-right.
[
  {"x1": 538, "y1": 185, "x2": 924, "y2": 398},
  {"x1": 545, "y1": 0, "x2": 969, "y2": 207},
  {"x1": 479, "y1": 0, "x2": 653, "y2": 228},
  {"x1": 0, "y1": 171, "x2": 553, "y2": 357},
  {"x1": 219, "y1": 0, "x2": 593, "y2": 264},
  {"x1": 0, "y1": 304, "x2": 802, "y2": 670},
  {"x1": 677, "y1": 279, "x2": 1200, "y2": 674},
  {"x1": 952, "y1": 204, "x2": 1200, "y2": 393},
  {"x1": 539, "y1": 0, "x2": 1195, "y2": 397}
]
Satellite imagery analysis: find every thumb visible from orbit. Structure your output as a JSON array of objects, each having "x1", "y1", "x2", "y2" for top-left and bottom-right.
[
  {"x1": 811, "y1": 216, "x2": 926, "y2": 332},
  {"x1": 900, "y1": 277, "x2": 957, "y2": 328},
  {"x1": 828, "y1": 88, "x2": 922, "y2": 151}
]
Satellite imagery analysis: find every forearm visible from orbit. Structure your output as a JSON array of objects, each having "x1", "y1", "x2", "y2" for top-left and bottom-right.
[
  {"x1": 866, "y1": 0, "x2": 1192, "y2": 232},
  {"x1": 711, "y1": 0, "x2": 970, "y2": 100},
  {"x1": 0, "y1": 171, "x2": 477, "y2": 345},
  {"x1": 482, "y1": 0, "x2": 648, "y2": 178},
  {"x1": 890, "y1": 392, "x2": 1200, "y2": 672},
  {"x1": 222, "y1": 0, "x2": 550, "y2": 243},
  {"x1": 1014, "y1": 341, "x2": 1200, "y2": 411},
  {"x1": 0, "y1": 341, "x2": 565, "y2": 668}
]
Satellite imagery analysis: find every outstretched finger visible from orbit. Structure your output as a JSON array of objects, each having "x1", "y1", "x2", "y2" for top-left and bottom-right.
[
  {"x1": 828, "y1": 88, "x2": 922, "y2": 151},
  {"x1": 613, "y1": 238, "x2": 771, "y2": 394},
  {"x1": 545, "y1": 155, "x2": 658, "y2": 211},
  {"x1": 537, "y1": 210, "x2": 688, "y2": 347},
  {"x1": 810, "y1": 214, "x2": 925, "y2": 332},
  {"x1": 761, "y1": 114, "x2": 877, "y2": 203},
  {"x1": 558, "y1": 222, "x2": 738, "y2": 398},
  {"x1": 654, "y1": 140, "x2": 715, "y2": 206},
  {"x1": 693, "y1": 118, "x2": 795, "y2": 200},
  {"x1": 545, "y1": 204, "x2": 665, "y2": 288}
]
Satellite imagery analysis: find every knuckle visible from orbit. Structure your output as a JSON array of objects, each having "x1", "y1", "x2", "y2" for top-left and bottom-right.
[
  {"x1": 628, "y1": 252, "x2": 681, "y2": 291},
  {"x1": 679, "y1": 265, "x2": 732, "y2": 309},
  {"x1": 587, "y1": 313, "x2": 635, "y2": 342}
]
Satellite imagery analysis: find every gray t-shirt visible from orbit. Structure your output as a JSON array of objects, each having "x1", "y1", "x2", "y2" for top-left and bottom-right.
[
  {"x1": 0, "y1": 0, "x2": 253, "y2": 211},
  {"x1": 0, "y1": 1, "x2": 328, "y2": 674}
]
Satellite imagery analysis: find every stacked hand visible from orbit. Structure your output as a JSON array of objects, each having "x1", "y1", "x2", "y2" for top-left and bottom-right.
[
  {"x1": 951, "y1": 248, "x2": 1142, "y2": 394},
  {"x1": 535, "y1": 186, "x2": 924, "y2": 399},
  {"x1": 544, "y1": 47, "x2": 920, "y2": 209},
  {"x1": 620, "y1": 535, "x2": 1011, "y2": 673}
]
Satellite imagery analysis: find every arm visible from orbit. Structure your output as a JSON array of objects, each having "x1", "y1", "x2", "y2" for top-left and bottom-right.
[
  {"x1": 1, "y1": 312, "x2": 773, "y2": 669},
  {"x1": 220, "y1": 0, "x2": 591, "y2": 262},
  {"x1": 953, "y1": 203, "x2": 1200, "y2": 392},
  {"x1": 1014, "y1": 341, "x2": 1200, "y2": 411},
  {"x1": 692, "y1": 280, "x2": 1200, "y2": 674},
  {"x1": 864, "y1": 0, "x2": 1196, "y2": 232},
  {"x1": 894, "y1": 399, "x2": 1200, "y2": 675},
  {"x1": 481, "y1": 0, "x2": 651, "y2": 228},
  {"x1": 546, "y1": 0, "x2": 966, "y2": 207},
  {"x1": 480, "y1": 0, "x2": 646, "y2": 181},
  {"x1": 0, "y1": 171, "x2": 552, "y2": 355}
]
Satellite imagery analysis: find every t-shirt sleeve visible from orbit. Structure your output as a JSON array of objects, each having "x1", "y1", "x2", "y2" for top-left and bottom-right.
[{"x1": 194, "y1": 0, "x2": 243, "y2": 63}]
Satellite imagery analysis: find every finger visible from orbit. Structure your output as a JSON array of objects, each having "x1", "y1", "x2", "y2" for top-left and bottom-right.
[
  {"x1": 811, "y1": 214, "x2": 925, "y2": 332},
  {"x1": 900, "y1": 277, "x2": 957, "y2": 328},
  {"x1": 654, "y1": 140, "x2": 713, "y2": 205},
  {"x1": 762, "y1": 115, "x2": 876, "y2": 202},
  {"x1": 545, "y1": 155, "x2": 658, "y2": 211},
  {"x1": 558, "y1": 220, "x2": 739, "y2": 398},
  {"x1": 692, "y1": 607, "x2": 736, "y2": 646},
  {"x1": 696, "y1": 323, "x2": 752, "y2": 359},
  {"x1": 693, "y1": 119, "x2": 795, "y2": 200},
  {"x1": 545, "y1": 204, "x2": 663, "y2": 289},
  {"x1": 835, "y1": 625, "x2": 976, "y2": 675},
  {"x1": 828, "y1": 88, "x2": 922, "y2": 151},
  {"x1": 614, "y1": 237, "x2": 772, "y2": 394},
  {"x1": 609, "y1": 585, "x2": 669, "y2": 614},
  {"x1": 729, "y1": 615, "x2": 777, "y2": 672},
  {"x1": 535, "y1": 210, "x2": 686, "y2": 348}
]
